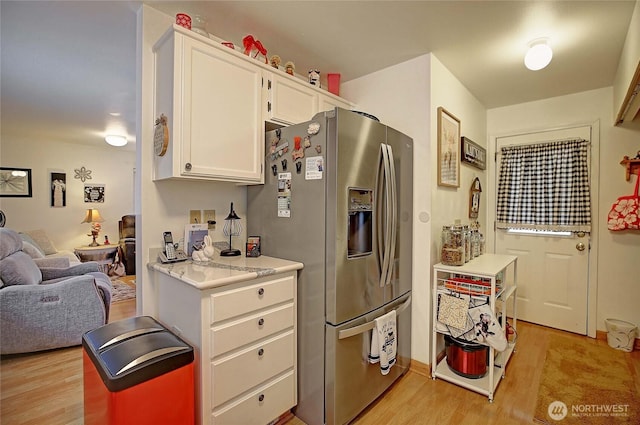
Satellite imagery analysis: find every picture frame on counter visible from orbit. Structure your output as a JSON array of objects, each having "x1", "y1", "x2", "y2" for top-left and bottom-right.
[
  {"x1": 246, "y1": 236, "x2": 261, "y2": 257},
  {"x1": 0, "y1": 167, "x2": 32, "y2": 197},
  {"x1": 461, "y1": 136, "x2": 487, "y2": 170},
  {"x1": 437, "y1": 107, "x2": 461, "y2": 188}
]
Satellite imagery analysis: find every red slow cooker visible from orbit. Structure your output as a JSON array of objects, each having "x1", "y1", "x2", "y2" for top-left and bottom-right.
[{"x1": 445, "y1": 335, "x2": 488, "y2": 379}]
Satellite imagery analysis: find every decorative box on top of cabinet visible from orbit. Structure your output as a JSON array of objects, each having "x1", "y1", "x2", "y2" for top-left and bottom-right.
[
  {"x1": 153, "y1": 25, "x2": 264, "y2": 184},
  {"x1": 154, "y1": 260, "x2": 300, "y2": 425},
  {"x1": 431, "y1": 254, "x2": 518, "y2": 402}
]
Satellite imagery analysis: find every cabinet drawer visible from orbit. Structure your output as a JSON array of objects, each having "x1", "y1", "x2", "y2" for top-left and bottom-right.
[
  {"x1": 212, "y1": 331, "x2": 294, "y2": 408},
  {"x1": 211, "y1": 303, "x2": 294, "y2": 357},
  {"x1": 211, "y1": 274, "x2": 294, "y2": 323},
  {"x1": 212, "y1": 371, "x2": 295, "y2": 425}
]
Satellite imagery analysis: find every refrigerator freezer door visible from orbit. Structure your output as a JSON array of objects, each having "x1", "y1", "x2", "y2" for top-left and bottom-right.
[{"x1": 324, "y1": 293, "x2": 411, "y2": 425}]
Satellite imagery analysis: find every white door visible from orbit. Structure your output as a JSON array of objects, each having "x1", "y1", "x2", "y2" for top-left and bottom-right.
[{"x1": 495, "y1": 126, "x2": 592, "y2": 334}]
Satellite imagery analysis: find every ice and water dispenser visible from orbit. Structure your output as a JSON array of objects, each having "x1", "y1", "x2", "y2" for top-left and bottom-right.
[{"x1": 348, "y1": 188, "x2": 373, "y2": 258}]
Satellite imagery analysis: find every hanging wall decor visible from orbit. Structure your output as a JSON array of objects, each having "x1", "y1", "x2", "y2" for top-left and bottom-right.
[
  {"x1": 50, "y1": 171, "x2": 66, "y2": 207},
  {"x1": 84, "y1": 184, "x2": 105, "y2": 203},
  {"x1": 74, "y1": 166, "x2": 92, "y2": 182},
  {"x1": 437, "y1": 107, "x2": 461, "y2": 188},
  {"x1": 0, "y1": 167, "x2": 32, "y2": 197},
  {"x1": 469, "y1": 177, "x2": 482, "y2": 219},
  {"x1": 461, "y1": 136, "x2": 487, "y2": 170}
]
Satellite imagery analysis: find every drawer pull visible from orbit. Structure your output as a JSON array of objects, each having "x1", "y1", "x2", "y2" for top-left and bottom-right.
[
  {"x1": 258, "y1": 348, "x2": 264, "y2": 356},
  {"x1": 258, "y1": 288, "x2": 265, "y2": 296},
  {"x1": 258, "y1": 318, "x2": 265, "y2": 326},
  {"x1": 258, "y1": 394, "x2": 265, "y2": 402}
]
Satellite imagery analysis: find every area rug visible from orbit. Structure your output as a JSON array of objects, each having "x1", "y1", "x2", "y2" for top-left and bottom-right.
[
  {"x1": 110, "y1": 276, "x2": 136, "y2": 303},
  {"x1": 534, "y1": 333, "x2": 638, "y2": 424}
]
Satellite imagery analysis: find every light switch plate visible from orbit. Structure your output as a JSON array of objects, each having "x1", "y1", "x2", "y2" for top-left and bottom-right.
[
  {"x1": 189, "y1": 210, "x2": 202, "y2": 224},
  {"x1": 203, "y1": 209, "x2": 216, "y2": 230}
]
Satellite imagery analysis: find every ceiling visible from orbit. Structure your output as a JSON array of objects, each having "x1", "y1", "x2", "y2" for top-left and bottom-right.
[{"x1": 1, "y1": 1, "x2": 635, "y2": 152}]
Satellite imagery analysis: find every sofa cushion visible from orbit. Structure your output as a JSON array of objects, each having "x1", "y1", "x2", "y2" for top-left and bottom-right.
[
  {"x1": 18, "y1": 233, "x2": 46, "y2": 256},
  {"x1": 0, "y1": 228, "x2": 24, "y2": 259},
  {"x1": 0, "y1": 251, "x2": 42, "y2": 286},
  {"x1": 24, "y1": 229, "x2": 58, "y2": 255},
  {"x1": 22, "y1": 241, "x2": 45, "y2": 259}
]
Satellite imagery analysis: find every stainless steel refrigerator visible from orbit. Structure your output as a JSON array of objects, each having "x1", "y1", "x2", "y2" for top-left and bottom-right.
[{"x1": 248, "y1": 108, "x2": 413, "y2": 425}]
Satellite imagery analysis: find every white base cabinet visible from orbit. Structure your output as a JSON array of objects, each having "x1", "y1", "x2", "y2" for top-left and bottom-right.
[
  {"x1": 431, "y1": 254, "x2": 518, "y2": 401},
  {"x1": 156, "y1": 270, "x2": 298, "y2": 424}
]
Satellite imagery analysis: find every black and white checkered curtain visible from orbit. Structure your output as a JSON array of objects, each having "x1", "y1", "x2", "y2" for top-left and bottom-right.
[{"x1": 496, "y1": 138, "x2": 591, "y2": 232}]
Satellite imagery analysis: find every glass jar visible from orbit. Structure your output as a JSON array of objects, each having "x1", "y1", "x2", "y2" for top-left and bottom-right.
[
  {"x1": 463, "y1": 225, "x2": 471, "y2": 263},
  {"x1": 479, "y1": 232, "x2": 485, "y2": 255},
  {"x1": 471, "y1": 230, "x2": 480, "y2": 258},
  {"x1": 191, "y1": 15, "x2": 208, "y2": 37},
  {"x1": 441, "y1": 225, "x2": 465, "y2": 266}
]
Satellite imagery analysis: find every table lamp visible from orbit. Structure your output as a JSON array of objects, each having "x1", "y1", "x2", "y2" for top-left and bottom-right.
[
  {"x1": 81, "y1": 208, "x2": 104, "y2": 246},
  {"x1": 220, "y1": 202, "x2": 242, "y2": 256}
]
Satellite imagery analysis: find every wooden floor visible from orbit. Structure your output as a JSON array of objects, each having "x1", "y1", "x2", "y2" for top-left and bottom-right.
[{"x1": 2, "y1": 300, "x2": 638, "y2": 425}]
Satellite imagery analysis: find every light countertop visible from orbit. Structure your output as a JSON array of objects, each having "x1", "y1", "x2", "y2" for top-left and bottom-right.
[{"x1": 149, "y1": 255, "x2": 303, "y2": 290}]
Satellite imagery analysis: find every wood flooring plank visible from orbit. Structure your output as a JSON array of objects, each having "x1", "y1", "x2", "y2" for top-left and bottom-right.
[{"x1": 2, "y1": 299, "x2": 638, "y2": 425}]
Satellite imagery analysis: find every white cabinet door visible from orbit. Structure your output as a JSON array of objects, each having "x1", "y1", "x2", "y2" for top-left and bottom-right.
[
  {"x1": 318, "y1": 93, "x2": 351, "y2": 113},
  {"x1": 154, "y1": 29, "x2": 263, "y2": 184},
  {"x1": 266, "y1": 73, "x2": 317, "y2": 125}
]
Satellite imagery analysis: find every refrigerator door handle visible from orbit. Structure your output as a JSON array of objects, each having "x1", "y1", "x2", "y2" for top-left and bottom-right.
[
  {"x1": 337, "y1": 296, "x2": 412, "y2": 340},
  {"x1": 376, "y1": 144, "x2": 392, "y2": 287},
  {"x1": 385, "y1": 144, "x2": 397, "y2": 287}
]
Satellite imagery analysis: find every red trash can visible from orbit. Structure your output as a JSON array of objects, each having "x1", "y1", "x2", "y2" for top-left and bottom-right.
[{"x1": 83, "y1": 316, "x2": 194, "y2": 425}]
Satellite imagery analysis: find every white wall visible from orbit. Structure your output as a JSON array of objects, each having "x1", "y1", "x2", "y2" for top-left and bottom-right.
[
  {"x1": 0, "y1": 135, "x2": 134, "y2": 251},
  {"x1": 429, "y1": 56, "x2": 488, "y2": 257},
  {"x1": 487, "y1": 87, "x2": 640, "y2": 332},
  {"x1": 137, "y1": 5, "x2": 248, "y2": 315}
]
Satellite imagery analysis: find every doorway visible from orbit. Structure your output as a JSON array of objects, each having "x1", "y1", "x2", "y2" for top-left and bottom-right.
[{"x1": 492, "y1": 124, "x2": 599, "y2": 336}]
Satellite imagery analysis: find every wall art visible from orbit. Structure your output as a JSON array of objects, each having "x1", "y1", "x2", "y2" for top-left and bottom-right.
[
  {"x1": 84, "y1": 184, "x2": 105, "y2": 203},
  {"x1": 51, "y1": 171, "x2": 66, "y2": 207},
  {"x1": 0, "y1": 167, "x2": 32, "y2": 197},
  {"x1": 437, "y1": 107, "x2": 461, "y2": 188},
  {"x1": 461, "y1": 136, "x2": 487, "y2": 170}
]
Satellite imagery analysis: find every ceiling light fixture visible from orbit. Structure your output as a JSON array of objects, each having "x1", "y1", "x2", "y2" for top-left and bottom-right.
[
  {"x1": 105, "y1": 135, "x2": 127, "y2": 147},
  {"x1": 524, "y1": 38, "x2": 553, "y2": 71}
]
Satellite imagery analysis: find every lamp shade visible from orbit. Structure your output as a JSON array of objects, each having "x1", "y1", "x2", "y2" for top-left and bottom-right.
[
  {"x1": 524, "y1": 40, "x2": 553, "y2": 71},
  {"x1": 81, "y1": 208, "x2": 104, "y2": 224}
]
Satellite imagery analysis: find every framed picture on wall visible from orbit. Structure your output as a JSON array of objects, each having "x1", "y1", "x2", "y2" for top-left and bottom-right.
[
  {"x1": 50, "y1": 171, "x2": 66, "y2": 207},
  {"x1": 0, "y1": 167, "x2": 32, "y2": 197},
  {"x1": 461, "y1": 136, "x2": 487, "y2": 170},
  {"x1": 437, "y1": 107, "x2": 461, "y2": 188},
  {"x1": 84, "y1": 184, "x2": 105, "y2": 203}
]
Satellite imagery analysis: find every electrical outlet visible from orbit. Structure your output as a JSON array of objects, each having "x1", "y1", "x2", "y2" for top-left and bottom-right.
[
  {"x1": 189, "y1": 209, "x2": 202, "y2": 224},
  {"x1": 203, "y1": 209, "x2": 216, "y2": 230}
]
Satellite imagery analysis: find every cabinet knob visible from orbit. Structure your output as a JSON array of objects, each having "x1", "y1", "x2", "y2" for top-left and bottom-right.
[
  {"x1": 258, "y1": 287, "x2": 265, "y2": 296},
  {"x1": 185, "y1": 162, "x2": 192, "y2": 171},
  {"x1": 258, "y1": 394, "x2": 265, "y2": 402},
  {"x1": 258, "y1": 348, "x2": 264, "y2": 356},
  {"x1": 258, "y1": 318, "x2": 265, "y2": 326}
]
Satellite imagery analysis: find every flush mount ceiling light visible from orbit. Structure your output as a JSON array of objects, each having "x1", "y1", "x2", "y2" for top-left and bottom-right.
[
  {"x1": 524, "y1": 38, "x2": 553, "y2": 71},
  {"x1": 105, "y1": 135, "x2": 127, "y2": 147}
]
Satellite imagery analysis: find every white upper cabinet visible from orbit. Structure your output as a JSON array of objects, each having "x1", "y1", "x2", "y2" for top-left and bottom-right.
[
  {"x1": 318, "y1": 93, "x2": 352, "y2": 114},
  {"x1": 265, "y1": 73, "x2": 318, "y2": 125},
  {"x1": 153, "y1": 28, "x2": 264, "y2": 184},
  {"x1": 153, "y1": 25, "x2": 353, "y2": 183}
]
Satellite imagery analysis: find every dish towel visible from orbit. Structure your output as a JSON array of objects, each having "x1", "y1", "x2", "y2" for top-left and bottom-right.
[{"x1": 368, "y1": 309, "x2": 397, "y2": 375}]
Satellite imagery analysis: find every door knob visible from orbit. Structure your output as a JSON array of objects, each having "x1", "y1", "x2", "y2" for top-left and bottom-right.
[{"x1": 576, "y1": 242, "x2": 586, "y2": 251}]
